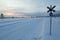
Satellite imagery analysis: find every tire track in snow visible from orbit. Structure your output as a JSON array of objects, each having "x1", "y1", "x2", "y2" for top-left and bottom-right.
[
  {"x1": 31, "y1": 18, "x2": 46, "y2": 40},
  {"x1": 41, "y1": 18, "x2": 53, "y2": 40},
  {"x1": 0, "y1": 20, "x2": 21, "y2": 27},
  {"x1": 0, "y1": 18, "x2": 33, "y2": 28},
  {"x1": 39, "y1": 18, "x2": 47, "y2": 40},
  {"x1": 0, "y1": 19, "x2": 19, "y2": 23},
  {"x1": 0, "y1": 19, "x2": 19, "y2": 24},
  {"x1": 0, "y1": 18, "x2": 29, "y2": 27}
]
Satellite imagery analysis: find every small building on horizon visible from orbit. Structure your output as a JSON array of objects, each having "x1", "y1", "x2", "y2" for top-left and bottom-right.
[{"x1": 0, "y1": 13, "x2": 4, "y2": 18}]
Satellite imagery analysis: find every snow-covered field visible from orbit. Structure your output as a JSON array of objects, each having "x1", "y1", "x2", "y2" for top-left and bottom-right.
[{"x1": 0, "y1": 17, "x2": 60, "y2": 40}]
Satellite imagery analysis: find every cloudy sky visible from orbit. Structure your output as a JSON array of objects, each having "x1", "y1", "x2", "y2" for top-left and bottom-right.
[{"x1": 0, "y1": 0, "x2": 60, "y2": 16}]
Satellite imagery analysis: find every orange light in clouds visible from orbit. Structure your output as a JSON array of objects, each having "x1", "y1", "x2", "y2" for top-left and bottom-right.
[
  {"x1": 1, "y1": 9, "x2": 20, "y2": 17},
  {"x1": 4, "y1": 12, "x2": 20, "y2": 17},
  {"x1": 5, "y1": 12, "x2": 15, "y2": 16}
]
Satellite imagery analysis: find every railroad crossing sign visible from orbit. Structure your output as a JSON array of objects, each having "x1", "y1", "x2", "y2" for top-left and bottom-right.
[
  {"x1": 47, "y1": 5, "x2": 56, "y2": 35},
  {"x1": 47, "y1": 5, "x2": 56, "y2": 16}
]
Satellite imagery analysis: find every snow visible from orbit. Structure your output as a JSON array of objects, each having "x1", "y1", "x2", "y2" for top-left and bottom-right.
[{"x1": 0, "y1": 17, "x2": 60, "y2": 40}]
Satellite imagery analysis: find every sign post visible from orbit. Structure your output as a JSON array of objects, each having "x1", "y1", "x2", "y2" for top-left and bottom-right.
[{"x1": 47, "y1": 5, "x2": 56, "y2": 35}]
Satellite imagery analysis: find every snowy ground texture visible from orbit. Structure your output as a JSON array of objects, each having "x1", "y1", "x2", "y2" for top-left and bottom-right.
[{"x1": 0, "y1": 17, "x2": 60, "y2": 40}]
